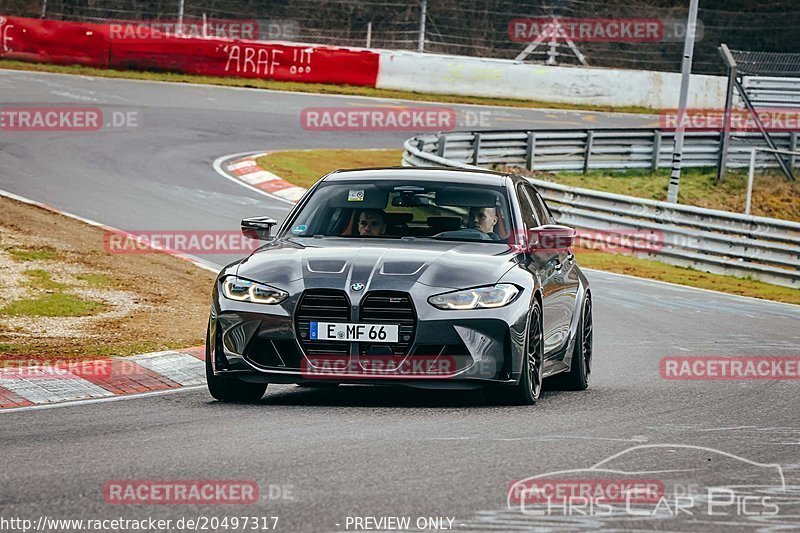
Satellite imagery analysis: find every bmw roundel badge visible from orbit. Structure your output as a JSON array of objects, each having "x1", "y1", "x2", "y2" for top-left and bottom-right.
[{"x1": 351, "y1": 282, "x2": 365, "y2": 292}]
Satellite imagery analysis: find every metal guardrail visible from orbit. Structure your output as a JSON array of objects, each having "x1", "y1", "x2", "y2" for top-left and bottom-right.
[
  {"x1": 402, "y1": 130, "x2": 800, "y2": 288},
  {"x1": 743, "y1": 76, "x2": 800, "y2": 108},
  {"x1": 405, "y1": 128, "x2": 798, "y2": 173}
]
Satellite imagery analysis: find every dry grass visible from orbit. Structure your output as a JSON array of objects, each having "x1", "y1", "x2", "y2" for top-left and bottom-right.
[{"x1": 0, "y1": 196, "x2": 216, "y2": 360}]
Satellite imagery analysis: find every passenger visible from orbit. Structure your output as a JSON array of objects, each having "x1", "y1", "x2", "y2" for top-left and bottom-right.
[
  {"x1": 467, "y1": 206, "x2": 500, "y2": 240},
  {"x1": 357, "y1": 209, "x2": 387, "y2": 237}
]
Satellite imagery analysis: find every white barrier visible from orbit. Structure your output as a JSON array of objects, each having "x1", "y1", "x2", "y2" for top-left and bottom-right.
[{"x1": 376, "y1": 50, "x2": 727, "y2": 109}]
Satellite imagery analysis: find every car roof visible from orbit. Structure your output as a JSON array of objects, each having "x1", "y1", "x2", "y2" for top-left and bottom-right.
[{"x1": 322, "y1": 167, "x2": 511, "y2": 186}]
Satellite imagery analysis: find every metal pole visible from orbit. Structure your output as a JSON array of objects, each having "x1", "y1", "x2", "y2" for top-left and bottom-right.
[
  {"x1": 547, "y1": 17, "x2": 558, "y2": 65},
  {"x1": 716, "y1": 44, "x2": 737, "y2": 183},
  {"x1": 177, "y1": 0, "x2": 185, "y2": 36},
  {"x1": 366, "y1": 21, "x2": 372, "y2": 48},
  {"x1": 667, "y1": 0, "x2": 700, "y2": 204},
  {"x1": 40, "y1": 0, "x2": 47, "y2": 19},
  {"x1": 202, "y1": 13, "x2": 208, "y2": 38},
  {"x1": 746, "y1": 148, "x2": 756, "y2": 215},
  {"x1": 417, "y1": 0, "x2": 427, "y2": 52}
]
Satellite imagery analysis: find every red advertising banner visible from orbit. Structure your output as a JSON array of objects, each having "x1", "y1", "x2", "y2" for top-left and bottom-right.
[{"x1": 0, "y1": 16, "x2": 379, "y2": 87}]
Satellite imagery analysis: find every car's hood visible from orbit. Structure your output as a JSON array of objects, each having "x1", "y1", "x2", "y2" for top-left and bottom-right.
[{"x1": 235, "y1": 237, "x2": 518, "y2": 291}]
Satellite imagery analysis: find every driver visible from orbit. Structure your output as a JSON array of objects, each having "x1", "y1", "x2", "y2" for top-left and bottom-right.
[
  {"x1": 467, "y1": 206, "x2": 500, "y2": 240},
  {"x1": 357, "y1": 209, "x2": 387, "y2": 237}
]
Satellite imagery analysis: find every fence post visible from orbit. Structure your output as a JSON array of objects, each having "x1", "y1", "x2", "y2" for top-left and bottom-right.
[
  {"x1": 791, "y1": 132, "x2": 798, "y2": 169},
  {"x1": 525, "y1": 132, "x2": 535, "y2": 171},
  {"x1": 177, "y1": 0, "x2": 185, "y2": 35},
  {"x1": 40, "y1": 0, "x2": 47, "y2": 18},
  {"x1": 746, "y1": 148, "x2": 756, "y2": 215},
  {"x1": 417, "y1": 0, "x2": 427, "y2": 52},
  {"x1": 436, "y1": 134, "x2": 447, "y2": 157},
  {"x1": 717, "y1": 44, "x2": 738, "y2": 183},
  {"x1": 652, "y1": 130, "x2": 663, "y2": 171},
  {"x1": 472, "y1": 133, "x2": 481, "y2": 166},
  {"x1": 583, "y1": 130, "x2": 594, "y2": 174}
]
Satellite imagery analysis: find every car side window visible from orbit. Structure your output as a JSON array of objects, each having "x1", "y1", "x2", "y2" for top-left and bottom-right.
[
  {"x1": 516, "y1": 183, "x2": 541, "y2": 228},
  {"x1": 524, "y1": 185, "x2": 553, "y2": 225}
]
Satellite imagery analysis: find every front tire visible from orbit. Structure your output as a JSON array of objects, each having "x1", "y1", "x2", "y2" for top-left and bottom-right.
[
  {"x1": 551, "y1": 296, "x2": 592, "y2": 391},
  {"x1": 486, "y1": 302, "x2": 543, "y2": 406},
  {"x1": 205, "y1": 331, "x2": 268, "y2": 402}
]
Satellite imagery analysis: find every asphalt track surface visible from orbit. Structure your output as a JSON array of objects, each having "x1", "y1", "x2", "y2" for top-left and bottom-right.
[{"x1": 1, "y1": 70, "x2": 799, "y2": 532}]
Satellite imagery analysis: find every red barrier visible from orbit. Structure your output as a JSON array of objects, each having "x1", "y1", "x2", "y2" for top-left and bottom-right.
[
  {"x1": 0, "y1": 16, "x2": 110, "y2": 67},
  {"x1": 0, "y1": 16, "x2": 379, "y2": 87}
]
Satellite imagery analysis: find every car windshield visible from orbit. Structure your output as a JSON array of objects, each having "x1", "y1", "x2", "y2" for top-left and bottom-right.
[{"x1": 281, "y1": 179, "x2": 514, "y2": 243}]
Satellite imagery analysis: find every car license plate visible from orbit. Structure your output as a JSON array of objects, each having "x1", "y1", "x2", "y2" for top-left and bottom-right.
[{"x1": 310, "y1": 322, "x2": 399, "y2": 343}]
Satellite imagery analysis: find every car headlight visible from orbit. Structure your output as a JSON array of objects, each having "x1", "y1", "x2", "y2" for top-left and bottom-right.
[
  {"x1": 428, "y1": 284, "x2": 520, "y2": 310},
  {"x1": 221, "y1": 276, "x2": 288, "y2": 304}
]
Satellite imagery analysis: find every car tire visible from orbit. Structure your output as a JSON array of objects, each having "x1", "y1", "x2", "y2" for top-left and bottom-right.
[
  {"x1": 551, "y1": 296, "x2": 592, "y2": 391},
  {"x1": 205, "y1": 330, "x2": 268, "y2": 403},
  {"x1": 486, "y1": 302, "x2": 543, "y2": 406}
]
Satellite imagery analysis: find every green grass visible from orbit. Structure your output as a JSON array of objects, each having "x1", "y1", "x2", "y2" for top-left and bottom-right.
[
  {"x1": 514, "y1": 167, "x2": 800, "y2": 222},
  {"x1": 259, "y1": 148, "x2": 800, "y2": 305},
  {"x1": 0, "y1": 293, "x2": 106, "y2": 317},
  {"x1": 23, "y1": 269, "x2": 68, "y2": 291},
  {"x1": 76, "y1": 273, "x2": 114, "y2": 288},
  {"x1": 0, "y1": 343, "x2": 22, "y2": 354},
  {"x1": 256, "y1": 149, "x2": 404, "y2": 189},
  {"x1": 6, "y1": 247, "x2": 59, "y2": 262},
  {"x1": 0, "y1": 59, "x2": 656, "y2": 114}
]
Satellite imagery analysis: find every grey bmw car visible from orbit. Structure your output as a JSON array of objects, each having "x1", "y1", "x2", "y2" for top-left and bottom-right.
[{"x1": 206, "y1": 167, "x2": 592, "y2": 405}]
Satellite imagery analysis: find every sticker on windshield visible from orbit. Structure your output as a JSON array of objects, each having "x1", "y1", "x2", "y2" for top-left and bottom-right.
[
  {"x1": 348, "y1": 189, "x2": 365, "y2": 202},
  {"x1": 291, "y1": 225, "x2": 308, "y2": 235}
]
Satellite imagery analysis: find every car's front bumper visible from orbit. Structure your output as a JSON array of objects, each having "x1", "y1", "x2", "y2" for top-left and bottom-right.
[{"x1": 208, "y1": 285, "x2": 531, "y2": 388}]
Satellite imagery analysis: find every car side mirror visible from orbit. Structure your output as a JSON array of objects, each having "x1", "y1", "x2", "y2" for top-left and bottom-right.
[
  {"x1": 528, "y1": 225, "x2": 576, "y2": 252},
  {"x1": 241, "y1": 216, "x2": 278, "y2": 241}
]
